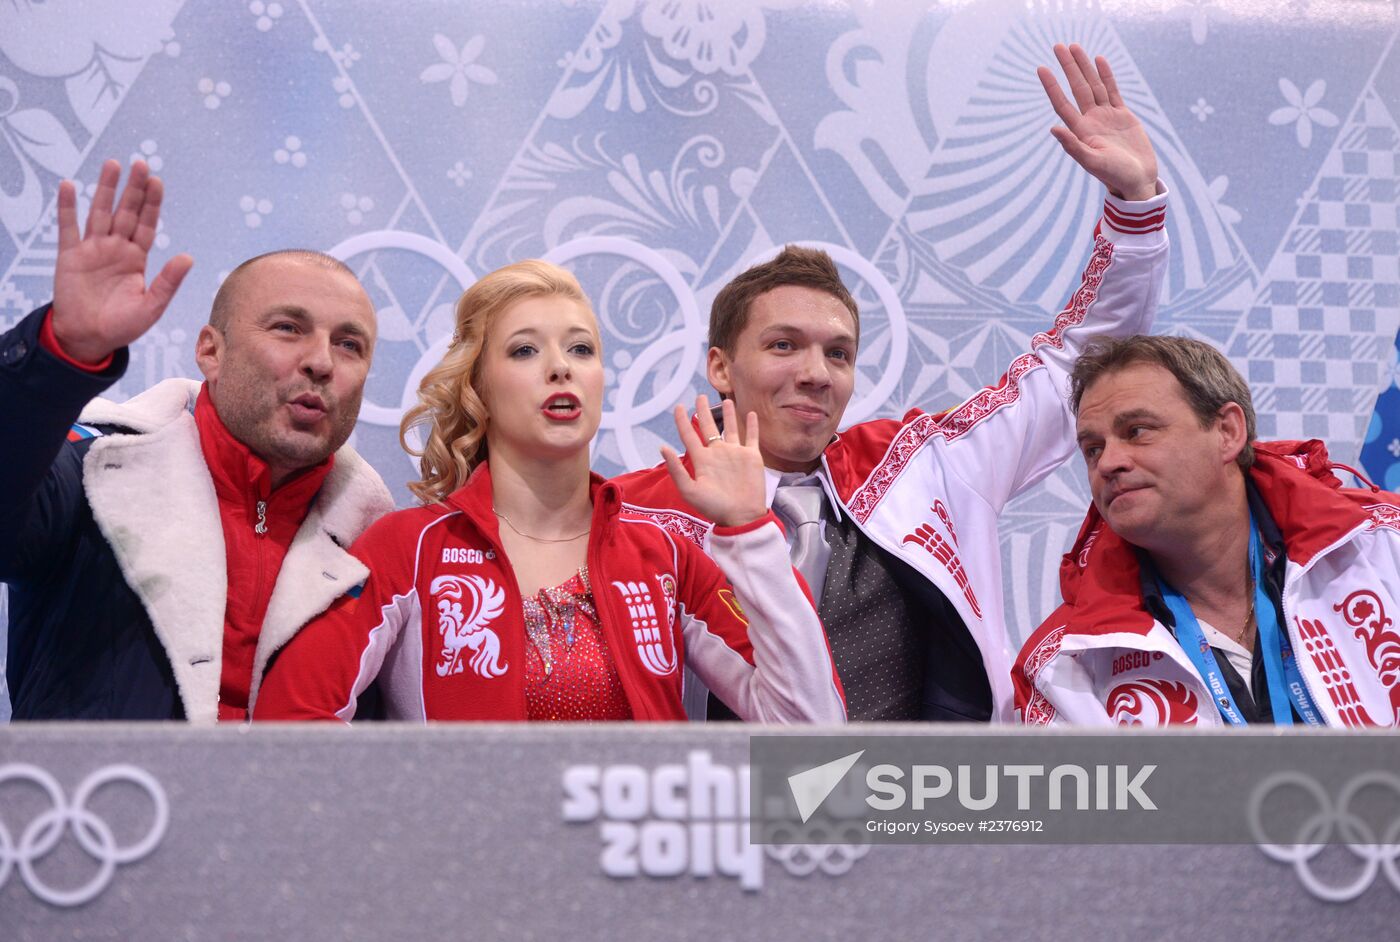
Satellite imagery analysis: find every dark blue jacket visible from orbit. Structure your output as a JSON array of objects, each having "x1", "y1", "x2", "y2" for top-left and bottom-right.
[{"x1": 0, "y1": 306, "x2": 181, "y2": 718}]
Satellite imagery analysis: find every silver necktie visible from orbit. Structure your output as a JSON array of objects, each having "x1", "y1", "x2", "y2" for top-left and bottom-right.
[{"x1": 771, "y1": 483, "x2": 830, "y2": 602}]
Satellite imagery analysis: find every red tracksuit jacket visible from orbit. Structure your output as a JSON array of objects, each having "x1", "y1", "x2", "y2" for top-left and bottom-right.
[{"x1": 254, "y1": 464, "x2": 846, "y2": 722}]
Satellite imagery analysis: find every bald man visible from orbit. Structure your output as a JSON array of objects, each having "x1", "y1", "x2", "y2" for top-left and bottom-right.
[{"x1": 0, "y1": 160, "x2": 393, "y2": 722}]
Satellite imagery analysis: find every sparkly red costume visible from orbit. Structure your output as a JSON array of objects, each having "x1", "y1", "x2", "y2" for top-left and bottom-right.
[{"x1": 520, "y1": 568, "x2": 631, "y2": 721}]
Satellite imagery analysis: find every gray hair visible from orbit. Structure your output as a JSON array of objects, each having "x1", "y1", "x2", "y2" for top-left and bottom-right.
[{"x1": 1070, "y1": 334, "x2": 1257, "y2": 469}]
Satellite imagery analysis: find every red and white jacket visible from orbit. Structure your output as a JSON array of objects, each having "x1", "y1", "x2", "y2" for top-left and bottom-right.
[
  {"x1": 1014, "y1": 441, "x2": 1400, "y2": 728},
  {"x1": 617, "y1": 190, "x2": 1170, "y2": 722},
  {"x1": 253, "y1": 464, "x2": 846, "y2": 723}
]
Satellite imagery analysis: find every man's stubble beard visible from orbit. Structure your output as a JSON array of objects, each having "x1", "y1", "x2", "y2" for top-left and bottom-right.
[{"x1": 212, "y1": 362, "x2": 361, "y2": 474}]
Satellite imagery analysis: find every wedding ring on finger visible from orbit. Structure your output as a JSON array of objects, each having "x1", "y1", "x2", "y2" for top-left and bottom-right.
[{"x1": 705, "y1": 434, "x2": 722, "y2": 444}]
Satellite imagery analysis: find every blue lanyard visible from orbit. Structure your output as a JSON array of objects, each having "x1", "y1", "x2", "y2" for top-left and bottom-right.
[
  {"x1": 1250, "y1": 523, "x2": 1324, "y2": 727},
  {"x1": 1156, "y1": 516, "x2": 1323, "y2": 726}
]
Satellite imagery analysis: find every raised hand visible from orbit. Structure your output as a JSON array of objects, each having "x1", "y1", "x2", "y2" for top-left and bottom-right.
[
  {"x1": 1038, "y1": 43, "x2": 1158, "y2": 202},
  {"x1": 50, "y1": 159, "x2": 194, "y2": 364},
  {"x1": 660, "y1": 395, "x2": 768, "y2": 528}
]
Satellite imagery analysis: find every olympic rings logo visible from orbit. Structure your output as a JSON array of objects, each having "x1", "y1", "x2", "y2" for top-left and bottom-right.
[
  {"x1": 761, "y1": 820, "x2": 872, "y2": 878},
  {"x1": 1248, "y1": 771, "x2": 1400, "y2": 902},
  {"x1": 0, "y1": 763, "x2": 169, "y2": 907}
]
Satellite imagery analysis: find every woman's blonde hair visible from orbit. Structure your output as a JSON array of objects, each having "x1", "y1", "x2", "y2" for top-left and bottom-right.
[{"x1": 401, "y1": 259, "x2": 593, "y2": 503}]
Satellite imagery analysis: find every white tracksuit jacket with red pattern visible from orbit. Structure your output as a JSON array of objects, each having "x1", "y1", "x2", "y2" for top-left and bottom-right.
[
  {"x1": 617, "y1": 190, "x2": 1170, "y2": 722},
  {"x1": 1014, "y1": 441, "x2": 1400, "y2": 728},
  {"x1": 253, "y1": 464, "x2": 846, "y2": 723}
]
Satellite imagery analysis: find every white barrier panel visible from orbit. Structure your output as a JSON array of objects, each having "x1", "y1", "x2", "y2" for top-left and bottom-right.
[{"x1": 1, "y1": 725, "x2": 1396, "y2": 937}]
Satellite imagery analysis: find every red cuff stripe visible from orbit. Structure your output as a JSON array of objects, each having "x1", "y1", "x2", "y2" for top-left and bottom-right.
[
  {"x1": 1103, "y1": 202, "x2": 1166, "y2": 219},
  {"x1": 40, "y1": 309, "x2": 112, "y2": 372},
  {"x1": 1103, "y1": 204, "x2": 1166, "y2": 226},
  {"x1": 712, "y1": 510, "x2": 780, "y2": 537},
  {"x1": 1103, "y1": 203, "x2": 1167, "y2": 233}
]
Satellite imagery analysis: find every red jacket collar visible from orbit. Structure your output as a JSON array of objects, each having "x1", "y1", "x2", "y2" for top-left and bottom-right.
[
  {"x1": 1057, "y1": 440, "x2": 1374, "y2": 637},
  {"x1": 442, "y1": 460, "x2": 621, "y2": 538},
  {"x1": 193, "y1": 385, "x2": 332, "y2": 510}
]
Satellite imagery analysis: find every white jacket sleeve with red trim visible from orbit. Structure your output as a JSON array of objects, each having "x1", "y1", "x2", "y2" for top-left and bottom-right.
[
  {"x1": 831, "y1": 189, "x2": 1170, "y2": 723},
  {"x1": 1018, "y1": 640, "x2": 1117, "y2": 727},
  {"x1": 675, "y1": 513, "x2": 847, "y2": 724},
  {"x1": 932, "y1": 186, "x2": 1170, "y2": 515}
]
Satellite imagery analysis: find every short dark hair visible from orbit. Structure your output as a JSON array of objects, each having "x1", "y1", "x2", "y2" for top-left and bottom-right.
[
  {"x1": 209, "y1": 249, "x2": 358, "y2": 331},
  {"x1": 708, "y1": 245, "x2": 859, "y2": 353},
  {"x1": 1070, "y1": 334, "x2": 1257, "y2": 469}
]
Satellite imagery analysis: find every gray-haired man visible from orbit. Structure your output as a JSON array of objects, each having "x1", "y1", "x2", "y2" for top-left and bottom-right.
[{"x1": 1016, "y1": 335, "x2": 1400, "y2": 728}]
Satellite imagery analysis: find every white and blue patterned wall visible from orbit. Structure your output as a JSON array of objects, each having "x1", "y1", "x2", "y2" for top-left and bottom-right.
[{"x1": 2, "y1": 0, "x2": 1398, "y2": 721}]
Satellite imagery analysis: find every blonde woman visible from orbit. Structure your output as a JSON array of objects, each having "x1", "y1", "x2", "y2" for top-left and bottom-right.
[{"x1": 254, "y1": 260, "x2": 845, "y2": 722}]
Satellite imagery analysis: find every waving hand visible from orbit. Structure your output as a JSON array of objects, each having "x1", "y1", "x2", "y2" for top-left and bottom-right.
[
  {"x1": 50, "y1": 159, "x2": 194, "y2": 364},
  {"x1": 661, "y1": 395, "x2": 768, "y2": 528},
  {"x1": 1039, "y1": 44, "x2": 1158, "y2": 202}
]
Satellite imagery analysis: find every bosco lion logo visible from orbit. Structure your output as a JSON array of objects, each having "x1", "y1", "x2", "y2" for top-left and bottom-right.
[
  {"x1": 431, "y1": 574, "x2": 507, "y2": 679},
  {"x1": 1106, "y1": 679, "x2": 1200, "y2": 726}
]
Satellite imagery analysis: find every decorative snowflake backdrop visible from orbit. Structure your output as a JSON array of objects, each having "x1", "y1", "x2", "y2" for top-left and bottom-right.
[{"x1": 2, "y1": 0, "x2": 1398, "y2": 721}]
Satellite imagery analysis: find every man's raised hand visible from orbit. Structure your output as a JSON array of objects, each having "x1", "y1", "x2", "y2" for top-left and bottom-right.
[
  {"x1": 661, "y1": 395, "x2": 768, "y2": 529},
  {"x1": 51, "y1": 159, "x2": 193, "y2": 364},
  {"x1": 1038, "y1": 43, "x2": 1158, "y2": 202}
]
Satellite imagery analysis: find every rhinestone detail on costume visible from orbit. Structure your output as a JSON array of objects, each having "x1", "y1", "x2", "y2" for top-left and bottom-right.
[{"x1": 522, "y1": 567, "x2": 633, "y2": 721}]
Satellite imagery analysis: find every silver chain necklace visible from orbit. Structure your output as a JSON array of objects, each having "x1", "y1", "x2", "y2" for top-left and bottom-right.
[{"x1": 493, "y1": 509, "x2": 589, "y2": 544}]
